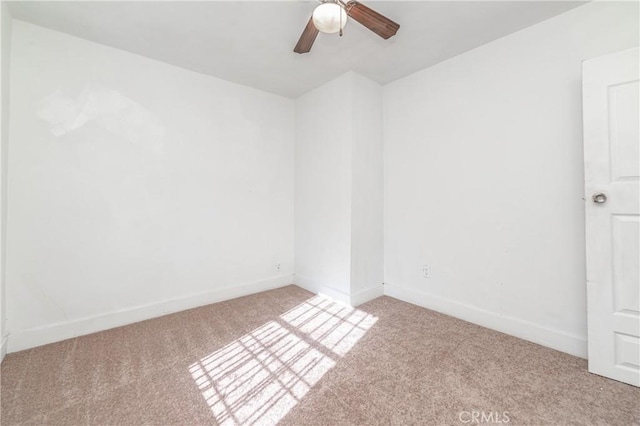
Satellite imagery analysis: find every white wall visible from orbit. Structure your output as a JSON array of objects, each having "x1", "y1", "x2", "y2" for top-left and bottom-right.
[
  {"x1": 295, "y1": 74, "x2": 353, "y2": 302},
  {"x1": 0, "y1": 2, "x2": 11, "y2": 361},
  {"x1": 295, "y1": 72, "x2": 383, "y2": 305},
  {"x1": 7, "y1": 21, "x2": 294, "y2": 351},
  {"x1": 7, "y1": 1, "x2": 635, "y2": 357},
  {"x1": 350, "y1": 74, "x2": 383, "y2": 305},
  {"x1": 383, "y1": 1, "x2": 639, "y2": 358}
]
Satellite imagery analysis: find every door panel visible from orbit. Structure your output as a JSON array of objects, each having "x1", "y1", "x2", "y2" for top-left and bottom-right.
[
  {"x1": 612, "y1": 215, "x2": 639, "y2": 313},
  {"x1": 610, "y1": 81, "x2": 639, "y2": 181},
  {"x1": 583, "y1": 47, "x2": 639, "y2": 387}
]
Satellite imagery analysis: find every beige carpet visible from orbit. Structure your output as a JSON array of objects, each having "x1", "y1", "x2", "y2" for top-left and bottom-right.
[{"x1": 1, "y1": 285, "x2": 638, "y2": 425}]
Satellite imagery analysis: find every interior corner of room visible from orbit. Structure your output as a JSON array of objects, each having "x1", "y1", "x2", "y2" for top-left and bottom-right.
[{"x1": 0, "y1": 0, "x2": 638, "y2": 423}]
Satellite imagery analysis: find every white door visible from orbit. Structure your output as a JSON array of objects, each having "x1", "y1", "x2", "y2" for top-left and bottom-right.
[{"x1": 583, "y1": 47, "x2": 639, "y2": 387}]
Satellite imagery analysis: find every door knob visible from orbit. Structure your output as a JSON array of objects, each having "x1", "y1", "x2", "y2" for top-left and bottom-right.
[{"x1": 592, "y1": 193, "x2": 607, "y2": 204}]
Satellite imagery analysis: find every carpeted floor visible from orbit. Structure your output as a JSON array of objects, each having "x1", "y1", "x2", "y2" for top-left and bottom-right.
[{"x1": 1, "y1": 285, "x2": 638, "y2": 425}]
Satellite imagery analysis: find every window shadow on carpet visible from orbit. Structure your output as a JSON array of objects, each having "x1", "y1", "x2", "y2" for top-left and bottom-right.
[{"x1": 189, "y1": 295, "x2": 377, "y2": 425}]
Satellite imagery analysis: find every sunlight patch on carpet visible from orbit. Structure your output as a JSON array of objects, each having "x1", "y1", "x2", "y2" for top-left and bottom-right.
[
  {"x1": 189, "y1": 295, "x2": 378, "y2": 425},
  {"x1": 280, "y1": 296, "x2": 378, "y2": 357}
]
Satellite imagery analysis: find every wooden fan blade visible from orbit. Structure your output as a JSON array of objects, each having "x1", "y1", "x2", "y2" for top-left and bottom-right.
[
  {"x1": 294, "y1": 17, "x2": 319, "y2": 54},
  {"x1": 346, "y1": 1, "x2": 399, "y2": 39}
]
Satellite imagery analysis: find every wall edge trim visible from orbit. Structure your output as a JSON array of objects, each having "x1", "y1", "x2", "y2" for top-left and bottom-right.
[
  {"x1": 7, "y1": 274, "x2": 294, "y2": 353},
  {"x1": 351, "y1": 284, "x2": 384, "y2": 306},
  {"x1": 383, "y1": 282, "x2": 588, "y2": 358},
  {"x1": 0, "y1": 335, "x2": 7, "y2": 363},
  {"x1": 293, "y1": 275, "x2": 352, "y2": 306}
]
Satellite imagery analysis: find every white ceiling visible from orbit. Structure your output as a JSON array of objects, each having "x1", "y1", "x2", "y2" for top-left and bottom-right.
[{"x1": 7, "y1": 1, "x2": 585, "y2": 98}]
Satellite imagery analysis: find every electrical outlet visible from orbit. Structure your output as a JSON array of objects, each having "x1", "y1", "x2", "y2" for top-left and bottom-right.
[
  {"x1": 422, "y1": 264, "x2": 431, "y2": 278},
  {"x1": 276, "y1": 263, "x2": 281, "y2": 271}
]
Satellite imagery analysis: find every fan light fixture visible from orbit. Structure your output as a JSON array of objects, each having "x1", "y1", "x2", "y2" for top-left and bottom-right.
[
  {"x1": 312, "y1": 3, "x2": 348, "y2": 34},
  {"x1": 294, "y1": 0, "x2": 399, "y2": 54}
]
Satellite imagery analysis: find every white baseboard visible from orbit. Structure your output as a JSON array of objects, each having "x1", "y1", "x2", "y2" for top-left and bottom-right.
[
  {"x1": 7, "y1": 274, "x2": 294, "y2": 353},
  {"x1": 351, "y1": 284, "x2": 384, "y2": 306},
  {"x1": 293, "y1": 276, "x2": 384, "y2": 307},
  {"x1": 293, "y1": 275, "x2": 352, "y2": 306},
  {"x1": 383, "y1": 283, "x2": 587, "y2": 359},
  {"x1": 0, "y1": 335, "x2": 7, "y2": 363}
]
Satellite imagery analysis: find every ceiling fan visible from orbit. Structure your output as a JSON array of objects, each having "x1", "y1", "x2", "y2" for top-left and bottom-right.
[{"x1": 294, "y1": 0, "x2": 400, "y2": 54}]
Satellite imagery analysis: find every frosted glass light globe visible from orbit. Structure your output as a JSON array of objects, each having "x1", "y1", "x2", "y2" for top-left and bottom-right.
[{"x1": 312, "y1": 3, "x2": 348, "y2": 34}]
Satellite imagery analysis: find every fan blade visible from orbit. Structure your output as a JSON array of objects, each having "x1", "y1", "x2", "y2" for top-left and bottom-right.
[
  {"x1": 346, "y1": 1, "x2": 399, "y2": 39},
  {"x1": 294, "y1": 17, "x2": 319, "y2": 54}
]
